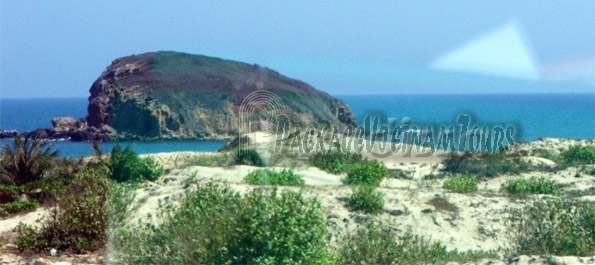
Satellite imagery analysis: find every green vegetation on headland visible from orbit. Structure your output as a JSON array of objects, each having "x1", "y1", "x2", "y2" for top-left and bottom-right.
[{"x1": 1, "y1": 134, "x2": 594, "y2": 263}]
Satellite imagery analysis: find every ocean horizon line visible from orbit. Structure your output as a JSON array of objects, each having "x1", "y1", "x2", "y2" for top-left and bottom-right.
[{"x1": 1, "y1": 91, "x2": 595, "y2": 100}]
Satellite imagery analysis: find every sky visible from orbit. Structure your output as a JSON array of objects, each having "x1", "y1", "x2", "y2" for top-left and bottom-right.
[{"x1": 1, "y1": 1, "x2": 594, "y2": 98}]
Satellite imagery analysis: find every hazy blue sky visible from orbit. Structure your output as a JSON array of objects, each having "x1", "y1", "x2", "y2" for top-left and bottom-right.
[{"x1": 1, "y1": 1, "x2": 594, "y2": 98}]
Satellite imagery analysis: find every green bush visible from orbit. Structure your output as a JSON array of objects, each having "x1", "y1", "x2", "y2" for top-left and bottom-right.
[
  {"x1": 586, "y1": 166, "x2": 595, "y2": 176},
  {"x1": 0, "y1": 184, "x2": 23, "y2": 204},
  {"x1": 235, "y1": 149, "x2": 266, "y2": 167},
  {"x1": 106, "y1": 181, "x2": 137, "y2": 228},
  {"x1": 422, "y1": 173, "x2": 447, "y2": 180},
  {"x1": 343, "y1": 159, "x2": 388, "y2": 186},
  {"x1": 535, "y1": 150, "x2": 561, "y2": 163},
  {"x1": 505, "y1": 177, "x2": 558, "y2": 195},
  {"x1": 441, "y1": 151, "x2": 527, "y2": 179},
  {"x1": 14, "y1": 166, "x2": 111, "y2": 253},
  {"x1": 443, "y1": 174, "x2": 478, "y2": 193},
  {"x1": 309, "y1": 151, "x2": 363, "y2": 174},
  {"x1": 44, "y1": 157, "x2": 87, "y2": 185},
  {"x1": 309, "y1": 151, "x2": 344, "y2": 174},
  {"x1": 338, "y1": 220, "x2": 498, "y2": 265},
  {"x1": 561, "y1": 145, "x2": 595, "y2": 166},
  {"x1": 140, "y1": 157, "x2": 163, "y2": 181},
  {"x1": 348, "y1": 185, "x2": 384, "y2": 214},
  {"x1": 509, "y1": 199, "x2": 595, "y2": 256},
  {"x1": 388, "y1": 168, "x2": 409, "y2": 179},
  {"x1": 492, "y1": 160, "x2": 524, "y2": 175},
  {"x1": 441, "y1": 152, "x2": 473, "y2": 175},
  {"x1": 0, "y1": 201, "x2": 39, "y2": 214},
  {"x1": 112, "y1": 182, "x2": 333, "y2": 265},
  {"x1": 243, "y1": 168, "x2": 305, "y2": 186},
  {"x1": 23, "y1": 157, "x2": 98, "y2": 207},
  {"x1": 0, "y1": 134, "x2": 58, "y2": 185},
  {"x1": 0, "y1": 184, "x2": 22, "y2": 193},
  {"x1": 109, "y1": 144, "x2": 163, "y2": 182}
]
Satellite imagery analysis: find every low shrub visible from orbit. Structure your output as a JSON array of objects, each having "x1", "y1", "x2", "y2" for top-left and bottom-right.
[
  {"x1": 235, "y1": 149, "x2": 266, "y2": 167},
  {"x1": 111, "y1": 183, "x2": 333, "y2": 264},
  {"x1": 492, "y1": 160, "x2": 525, "y2": 175},
  {"x1": 343, "y1": 159, "x2": 388, "y2": 186},
  {"x1": 585, "y1": 166, "x2": 595, "y2": 176},
  {"x1": 338, "y1": 220, "x2": 498, "y2": 265},
  {"x1": 561, "y1": 145, "x2": 595, "y2": 166},
  {"x1": 387, "y1": 168, "x2": 409, "y2": 179},
  {"x1": 442, "y1": 151, "x2": 527, "y2": 179},
  {"x1": 422, "y1": 173, "x2": 447, "y2": 180},
  {"x1": 443, "y1": 174, "x2": 478, "y2": 193},
  {"x1": 505, "y1": 177, "x2": 558, "y2": 195},
  {"x1": 14, "y1": 166, "x2": 111, "y2": 253},
  {"x1": 0, "y1": 184, "x2": 22, "y2": 193},
  {"x1": 309, "y1": 151, "x2": 344, "y2": 174},
  {"x1": 348, "y1": 185, "x2": 384, "y2": 214},
  {"x1": 0, "y1": 201, "x2": 39, "y2": 214},
  {"x1": 0, "y1": 184, "x2": 23, "y2": 203},
  {"x1": 39, "y1": 158, "x2": 84, "y2": 193},
  {"x1": 509, "y1": 198, "x2": 595, "y2": 256},
  {"x1": 109, "y1": 144, "x2": 163, "y2": 182},
  {"x1": 535, "y1": 150, "x2": 561, "y2": 163},
  {"x1": 182, "y1": 152, "x2": 234, "y2": 167},
  {"x1": 106, "y1": 181, "x2": 137, "y2": 228},
  {"x1": 426, "y1": 197, "x2": 459, "y2": 213},
  {"x1": 309, "y1": 151, "x2": 364, "y2": 174},
  {"x1": 243, "y1": 168, "x2": 305, "y2": 186},
  {"x1": 441, "y1": 152, "x2": 473, "y2": 175}
]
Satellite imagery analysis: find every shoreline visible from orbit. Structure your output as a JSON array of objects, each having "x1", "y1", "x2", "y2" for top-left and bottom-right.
[{"x1": 2, "y1": 135, "x2": 595, "y2": 161}]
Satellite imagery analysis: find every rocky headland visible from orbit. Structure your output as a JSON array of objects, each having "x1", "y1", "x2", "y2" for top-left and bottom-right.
[{"x1": 20, "y1": 51, "x2": 356, "y2": 142}]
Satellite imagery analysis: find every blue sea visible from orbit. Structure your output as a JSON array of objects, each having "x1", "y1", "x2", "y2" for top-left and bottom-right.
[
  {"x1": 337, "y1": 93, "x2": 595, "y2": 141},
  {"x1": 1, "y1": 94, "x2": 594, "y2": 157}
]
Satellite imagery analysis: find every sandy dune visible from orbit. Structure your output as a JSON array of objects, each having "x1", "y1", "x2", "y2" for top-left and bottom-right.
[{"x1": 1, "y1": 135, "x2": 595, "y2": 264}]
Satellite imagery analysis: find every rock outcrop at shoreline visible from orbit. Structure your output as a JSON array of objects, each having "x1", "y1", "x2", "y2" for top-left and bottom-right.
[
  {"x1": 16, "y1": 51, "x2": 356, "y2": 142},
  {"x1": 0, "y1": 129, "x2": 18, "y2": 139},
  {"x1": 25, "y1": 116, "x2": 115, "y2": 142},
  {"x1": 78, "y1": 51, "x2": 356, "y2": 141}
]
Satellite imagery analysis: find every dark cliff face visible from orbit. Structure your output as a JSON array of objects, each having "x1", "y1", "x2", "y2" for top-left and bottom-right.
[{"x1": 87, "y1": 51, "x2": 357, "y2": 140}]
